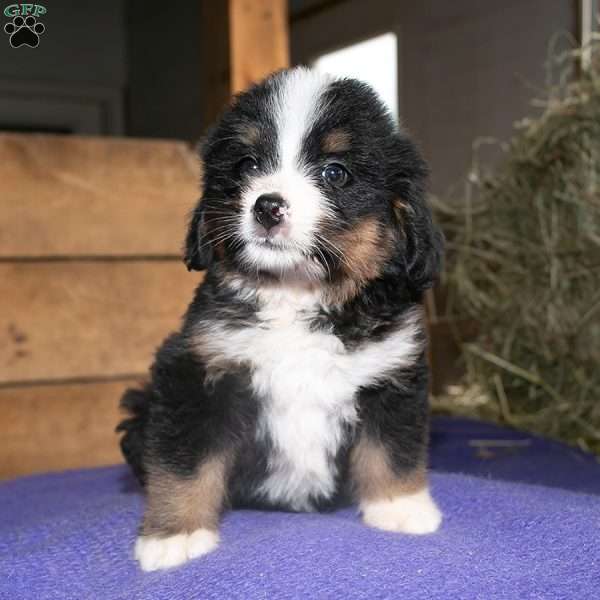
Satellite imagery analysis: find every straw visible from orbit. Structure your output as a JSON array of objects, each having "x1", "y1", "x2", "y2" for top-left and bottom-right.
[{"x1": 431, "y1": 42, "x2": 600, "y2": 454}]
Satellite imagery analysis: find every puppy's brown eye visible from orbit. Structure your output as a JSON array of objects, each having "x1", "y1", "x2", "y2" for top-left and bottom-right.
[
  {"x1": 322, "y1": 163, "x2": 349, "y2": 187},
  {"x1": 237, "y1": 157, "x2": 259, "y2": 177}
]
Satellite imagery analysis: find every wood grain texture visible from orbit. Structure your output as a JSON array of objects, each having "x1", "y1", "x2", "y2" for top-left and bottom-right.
[
  {"x1": 0, "y1": 380, "x2": 140, "y2": 480},
  {"x1": 0, "y1": 3, "x2": 290, "y2": 478},
  {"x1": 230, "y1": 0, "x2": 290, "y2": 94},
  {"x1": 200, "y1": 0, "x2": 289, "y2": 125},
  {"x1": 0, "y1": 133, "x2": 200, "y2": 257},
  {"x1": 0, "y1": 262, "x2": 202, "y2": 383}
]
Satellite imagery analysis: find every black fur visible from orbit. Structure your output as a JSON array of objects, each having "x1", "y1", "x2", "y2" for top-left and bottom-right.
[
  {"x1": 184, "y1": 200, "x2": 212, "y2": 271},
  {"x1": 356, "y1": 356, "x2": 430, "y2": 473}
]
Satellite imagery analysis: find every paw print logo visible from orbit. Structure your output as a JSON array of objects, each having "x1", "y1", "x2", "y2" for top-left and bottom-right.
[{"x1": 4, "y1": 15, "x2": 45, "y2": 48}]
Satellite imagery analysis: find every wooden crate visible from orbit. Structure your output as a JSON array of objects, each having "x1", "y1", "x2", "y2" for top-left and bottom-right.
[
  {"x1": 0, "y1": 0, "x2": 292, "y2": 481},
  {"x1": 0, "y1": 133, "x2": 203, "y2": 480}
]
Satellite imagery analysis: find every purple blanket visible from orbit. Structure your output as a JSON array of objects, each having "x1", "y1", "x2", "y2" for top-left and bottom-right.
[{"x1": 2, "y1": 418, "x2": 599, "y2": 599}]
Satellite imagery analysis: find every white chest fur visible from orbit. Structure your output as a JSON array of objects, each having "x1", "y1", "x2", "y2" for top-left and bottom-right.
[{"x1": 197, "y1": 286, "x2": 422, "y2": 510}]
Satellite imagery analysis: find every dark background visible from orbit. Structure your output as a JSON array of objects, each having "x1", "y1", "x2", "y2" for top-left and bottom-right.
[{"x1": 0, "y1": 0, "x2": 579, "y2": 194}]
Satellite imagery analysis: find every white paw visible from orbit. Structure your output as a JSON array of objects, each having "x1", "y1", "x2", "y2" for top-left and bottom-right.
[
  {"x1": 361, "y1": 488, "x2": 442, "y2": 535},
  {"x1": 135, "y1": 528, "x2": 219, "y2": 571}
]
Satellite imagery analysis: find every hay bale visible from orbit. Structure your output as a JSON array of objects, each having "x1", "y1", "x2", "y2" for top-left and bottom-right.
[{"x1": 432, "y1": 46, "x2": 600, "y2": 453}]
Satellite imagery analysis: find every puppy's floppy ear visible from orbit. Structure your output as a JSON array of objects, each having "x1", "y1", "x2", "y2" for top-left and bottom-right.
[
  {"x1": 389, "y1": 135, "x2": 444, "y2": 294},
  {"x1": 184, "y1": 199, "x2": 212, "y2": 271},
  {"x1": 401, "y1": 194, "x2": 444, "y2": 294}
]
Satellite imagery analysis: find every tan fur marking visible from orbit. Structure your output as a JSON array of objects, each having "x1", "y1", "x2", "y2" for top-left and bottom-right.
[
  {"x1": 238, "y1": 124, "x2": 260, "y2": 146},
  {"x1": 142, "y1": 453, "x2": 230, "y2": 536},
  {"x1": 322, "y1": 129, "x2": 352, "y2": 153},
  {"x1": 392, "y1": 197, "x2": 409, "y2": 226},
  {"x1": 325, "y1": 218, "x2": 394, "y2": 305},
  {"x1": 350, "y1": 435, "x2": 426, "y2": 502}
]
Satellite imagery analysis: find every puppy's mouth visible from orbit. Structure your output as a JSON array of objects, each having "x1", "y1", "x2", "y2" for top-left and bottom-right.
[
  {"x1": 249, "y1": 226, "x2": 294, "y2": 249},
  {"x1": 247, "y1": 233, "x2": 307, "y2": 257},
  {"x1": 241, "y1": 231, "x2": 323, "y2": 278},
  {"x1": 252, "y1": 237, "x2": 288, "y2": 249},
  {"x1": 247, "y1": 211, "x2": 303, "y2": 253}
]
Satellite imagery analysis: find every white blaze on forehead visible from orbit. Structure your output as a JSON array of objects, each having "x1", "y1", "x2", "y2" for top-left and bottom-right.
[
  {"x1": 239, "y1": 68, "x2": 335, "y2": 274},
  {"x1": 274, "y1": 67, "x2": 332, "y2": 172}
]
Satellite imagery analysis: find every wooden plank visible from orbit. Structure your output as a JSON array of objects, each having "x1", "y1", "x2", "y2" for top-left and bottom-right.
[
  {"x1": 0, "y1": 380, "x2": 140, "y2": 480},
  {"x1": 0, "y1": 262, "x2": 202, "y2": 384},
  {"x1": 229, "y1": 0, "x2": 290, "y2": 94},
  {"x1": 200, "y1": 0, "x2": 289, "y2": 125},
  {"x1": 0, "y1": 133, "x2": 200, "y2": 257}
]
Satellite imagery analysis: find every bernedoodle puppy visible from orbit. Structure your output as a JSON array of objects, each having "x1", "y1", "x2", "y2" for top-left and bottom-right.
[{"x1": 118, "y1": 67, "x2": 444, "y2": 571}]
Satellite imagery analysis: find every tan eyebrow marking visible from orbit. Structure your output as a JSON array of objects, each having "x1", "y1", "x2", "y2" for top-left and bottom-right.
[
  {"x1": 238, "y1": 124, "x2": 260, "y2": 146},
  {"x1": 322, "y1": 129, "x2": 352, "y2": 153}
]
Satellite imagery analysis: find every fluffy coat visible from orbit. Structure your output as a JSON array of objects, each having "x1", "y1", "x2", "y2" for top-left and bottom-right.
[{"x1": 118, "y1": 67, "x2": 444, "y2": 571}]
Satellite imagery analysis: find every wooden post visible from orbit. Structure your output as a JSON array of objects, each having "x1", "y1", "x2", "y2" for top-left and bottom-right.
[
  {"x1": 229, "y1": 0, "x2": 290, "y2": 93},
  {"x1": 200, "y1": 0, "x2": 290, "y2": 126}
]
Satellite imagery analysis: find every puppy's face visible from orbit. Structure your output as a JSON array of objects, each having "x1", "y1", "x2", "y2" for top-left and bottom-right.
[{"x1": 186, "y1": 68, "x2": 441, "y2": 297}]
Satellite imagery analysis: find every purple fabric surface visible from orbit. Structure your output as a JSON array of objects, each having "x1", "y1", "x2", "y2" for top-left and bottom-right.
[
  {"x1": 430, "y1": 417, "x2": 600, "y2": 495},
  {"x1": 1, "y1": 418, "x2": 599, "y2": 600}
]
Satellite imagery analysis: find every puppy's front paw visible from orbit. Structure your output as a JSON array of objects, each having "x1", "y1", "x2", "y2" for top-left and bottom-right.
[
  {"x1": 135, "y1": 528, "x2": 219, "y2": 571},
  {"x1": 361, "y1": 488, "x2": 442, "y2": 535}
]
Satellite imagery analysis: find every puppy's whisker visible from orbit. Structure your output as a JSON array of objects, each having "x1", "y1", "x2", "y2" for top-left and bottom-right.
[
  {"x1": 197, "y1": 229, "x2": 240, "y2": 252},
  {"x1": 314, "y1": 234, "x2": 352, "y2": 273},
  {"x1": 207, "y1": 224, "x2": 240, "y2": 236},
  {"x1": 206, "y1": 233, "x2": 238, "y2": 248},
  {"x1": 313, "y1": 244, "x2": 332, "y2": 281}
]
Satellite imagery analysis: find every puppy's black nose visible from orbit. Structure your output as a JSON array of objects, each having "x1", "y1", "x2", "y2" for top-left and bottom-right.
[{"x1": 253, "y1": 193, "x2": 286, "y2": 230}]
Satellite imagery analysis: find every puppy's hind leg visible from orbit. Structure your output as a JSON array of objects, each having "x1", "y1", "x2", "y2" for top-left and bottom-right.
[{"x1": 135, "y1": 453, "x2": 231, "y2": 571}]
